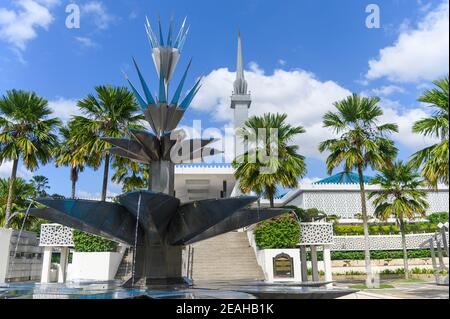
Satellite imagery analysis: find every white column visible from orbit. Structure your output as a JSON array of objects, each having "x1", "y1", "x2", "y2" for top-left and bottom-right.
[
  {"x1": 58, "y1": 247, "x2": 69, "y2": 283},
  {"x1": 323, "y1": 245, "x2": 333, "y2": 288},
  {"x1": 41, "y1": 247, "x2": 52, "y2": 283},
  {"x1": 299, "y1": 246, "x2": 308, "y2": 282},
  {"x1": 310, "y1": 245, "x2": 319, "y2": 282}
]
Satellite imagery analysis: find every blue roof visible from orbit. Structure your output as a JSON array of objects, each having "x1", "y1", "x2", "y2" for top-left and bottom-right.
[{"x1": 314, "y1": 171, "x2": 373, "y2": 184}]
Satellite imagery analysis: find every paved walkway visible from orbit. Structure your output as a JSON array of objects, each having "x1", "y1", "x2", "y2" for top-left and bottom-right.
[{"x1": 336, "y1": 279, "x2": 449, "y2": 299}]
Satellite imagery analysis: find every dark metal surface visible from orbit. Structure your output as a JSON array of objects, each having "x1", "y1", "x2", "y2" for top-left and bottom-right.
[
  {"x1": 30, "y1": 195, "x2": 288, "y2": 248},
  {"x1": 185, "y1": 208, "x2": 291, "y2": 244},
  {"x1": 28, "y1": 202, "x2": 141, "y2": 245},
  {"x1": 168, "y1": 196, "x2": 258, "y2": 245},
  {"x1": 117, "y1": 191, "x2": 180, "y2": 242}
]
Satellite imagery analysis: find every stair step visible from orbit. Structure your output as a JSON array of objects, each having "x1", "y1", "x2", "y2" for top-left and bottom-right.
[{"x1": 190, "y1": 231, "x2": 264, "y2": 282}]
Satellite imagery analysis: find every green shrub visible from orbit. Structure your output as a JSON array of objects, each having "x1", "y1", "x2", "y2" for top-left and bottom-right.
[
  {"x1": 426, "y1": 212, "x2": 449, "y2": 224},
  {"x1": 380, "y1": 268, "x2": 405, "y2": 275},
  {"x1": 73, "y1": 230, "x2": 118, "y2": 252},
  {"x1": 334, "y1": 268, "x2": 448, "y2": 276},
  {"x1": 254, "y1": 214, "x2": 300, "y2": 249},
  {"x1": 333, "y1": 222, "x2": 441, "y2": 236},
  {"x1": 307, "y1": 249, "x2": 433, "y2": 261}
]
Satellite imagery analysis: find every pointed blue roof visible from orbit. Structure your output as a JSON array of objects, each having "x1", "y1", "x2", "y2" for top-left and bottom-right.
[{"x1": 314, "y1": 171, "x2": 373, "y2": 184}]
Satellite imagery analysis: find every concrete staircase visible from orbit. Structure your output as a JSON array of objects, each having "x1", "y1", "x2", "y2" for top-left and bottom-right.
[
  {"x1": 115, "y1": 247, "x2": 133, "y2": 282},
  {"x1": 190, "y1": 231, "x2": 264, "y2": 282}
]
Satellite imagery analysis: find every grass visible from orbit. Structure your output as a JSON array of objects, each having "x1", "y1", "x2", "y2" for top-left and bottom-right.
[{"x1": 350, "y1": 284, "x2": 395, "y2": 289}]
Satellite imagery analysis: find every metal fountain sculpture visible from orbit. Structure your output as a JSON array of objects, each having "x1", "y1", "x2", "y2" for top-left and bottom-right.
[{"x1": 28, "y1": 18, "x2": 290, "y2": 287}]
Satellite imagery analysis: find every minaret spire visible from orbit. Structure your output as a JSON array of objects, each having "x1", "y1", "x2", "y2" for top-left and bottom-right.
[
  {"x1": 231, "y1": 32, "x2": 252, "y2": 159},
  {"x1": 233, "y1": 32, "x2": 248, "y2": 95}
]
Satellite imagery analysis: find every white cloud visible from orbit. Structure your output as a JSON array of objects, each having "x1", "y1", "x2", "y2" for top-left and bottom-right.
[
  {"x1": 278, "y1": 59, "x2": 286, "y2": 66},
  {"x1": 0, "y1": 0, "x2": 59, "y2": 50},
  {"x1": 129, "y1": 11, "x2": 138, "y2": 20},
  {"x1": 74, "y1": 36, "x2": 98, "y2": 48},
  {"x1": 48, "y1": 97, "x2": 81, "y2": 122},
  {"x1": 379, "y1": 99, "x2": 439, "y2": 149},
  {"x1": 82, "y1": 1, "x2": 115, "y2": 30},
  {"x1": 371, "y1": 85, "x2": 406, "y2": 96},
  {"x1": 366, "y1": 1, "x2": 449, "y2": 83},
  {"x1": 191, "y1": 64, "x2": 351, "y2": 159},
  {"x1": 0, "y1": 161, "x2": 32, "y2": 180}
]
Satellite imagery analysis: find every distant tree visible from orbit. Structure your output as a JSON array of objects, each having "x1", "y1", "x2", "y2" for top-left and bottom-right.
[
  {"x1": 55, "y1": 124, "x2": 88, "y2": 198},
  {"x1": 233, "y1": 113, "x2": 307, "y2": 207},
  {"x1": 369, "y1": 161, "x2": 429, "y2": 278},
  {"x1": 319, "y1": 93, "x2": 398, "y2": 286},
  {"x1": 410, "y1": 76, "x2": 449, "y2": 188},
  {"x1": 111, "y1": 157, "x2": 149, "y2": 193},
  {"x1": 0, "y1": 177, "x2": 35, "y2": 229},
  {"x1": 286, "y1": 206, "x2": 327, "y2": 222},
  {"x1": 30, "y1": 175, "x2": 50, "y2": 198},
  {"x1": 70, "y1": 86, "x2": 144, "y2": 201}
]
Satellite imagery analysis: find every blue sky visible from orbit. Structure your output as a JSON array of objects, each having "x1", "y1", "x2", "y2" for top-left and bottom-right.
[{"x1": 0, "y1": 0, "x2": 448, "y2": 197}]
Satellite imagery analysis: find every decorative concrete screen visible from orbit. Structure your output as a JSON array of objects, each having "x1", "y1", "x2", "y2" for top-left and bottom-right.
[
  {"x1": 304, "y1": 191, "x2": 375, "y2": 219},
  {"x1": 39, "y1": 224, "x2": 74, "y2": 247},
  {"x1": 299, "y1": 223, "x2": 334, "y2": 245},
  {"x1": 332, "y1": 232, "x2": 450, "y2": 251}
]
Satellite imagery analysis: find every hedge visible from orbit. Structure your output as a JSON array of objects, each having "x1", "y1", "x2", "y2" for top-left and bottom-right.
[
  {"x1": 306, "y1": 249, "x2": 434, "y2": 261},
  {"x1": 73, "y1": 230, "x2": 118, "y2": 252},
  {"x1": 254, "y1": 214, "x2": 300, "y2": 249},
  {"x1": 334, "y1": 222, "x2": 442, "y2": 236},
  {"x1": 426, "y1": 212, "x2": 449, "y2": 224}
]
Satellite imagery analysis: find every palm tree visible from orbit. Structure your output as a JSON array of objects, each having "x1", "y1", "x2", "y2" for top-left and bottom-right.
[
  {"x1": 232, "y1": 113, "x2": 307, "y2": 207},
  {"x1": 410, "y1": 76, "x2": 449, "y2": 188},
  {"x1": 55, "y1": 124, "x2": 88, "y2": 198},
  {"x1": 30, "y1": 175, "x2": 50, "y2": 198},
  {"x1": 70, "y1": 86, "x2": 144, "y2": 201},
  {"x1": 0, "y1": 90, "x2": 60, "y2": 228},
  {"x1": 319, "y1": 93, "x2": 398, "y2": 285},
  {"x1": 111, "y1": 157, "x2": 149, "y2": 193},
  {"x1": 0, "y1": 177, "x2": 36, "y2": 229},
  {"x1": 369, "y1": 161, "x2": 429, "y2": 278}
]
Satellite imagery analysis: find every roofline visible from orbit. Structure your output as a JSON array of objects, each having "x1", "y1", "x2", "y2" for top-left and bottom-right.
[{"x1": 272, "y1": 183, "x2": 450, "y2": 206}]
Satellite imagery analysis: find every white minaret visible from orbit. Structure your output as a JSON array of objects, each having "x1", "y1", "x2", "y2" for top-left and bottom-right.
[{"x1": 231, "y1": 33, "x2": 251, "y2": 158}]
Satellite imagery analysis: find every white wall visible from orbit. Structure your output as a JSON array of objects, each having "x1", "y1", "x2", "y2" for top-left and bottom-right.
[
  {"x1": 0, "y1": 229, "x2": 13, "y2": 283},
  {"x1": 285, "y1": 185, "x2": 449, "y2": 220},
  {"x1": 0, "y1": 228, "x2": 43, "y2": 283},
  {"x1": 67, "y1": 252, "x2": 122, "y2": 282}
]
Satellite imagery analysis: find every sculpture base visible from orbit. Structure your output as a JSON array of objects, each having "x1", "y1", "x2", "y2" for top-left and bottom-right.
[
  {"x1": 123, "y1": 277, "x2": 192, "y2": 289},
  {"x1": 124, "y1": 235, "x2": 186, "y2": 288}
]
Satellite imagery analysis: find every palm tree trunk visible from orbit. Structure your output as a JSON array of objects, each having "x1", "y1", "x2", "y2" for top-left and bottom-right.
[
  {"x1": 4, "y1": 159, "x2": 19, "y2": 228},
  {"x1": 357, "y1": 165, "x2": 373, "y2": 286},
  {"x1": 400, "y1": 219, "x2": 410, "y2": 279},
  {"x1": 269, "y1": 194, "x2": 274, "y2": 208},
  {"x1": 70, "y1": 167, "x2": 77, "y2": 199},
  {"x1": 101, "y1": 153, "x2": 110, "y2": 201}
]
